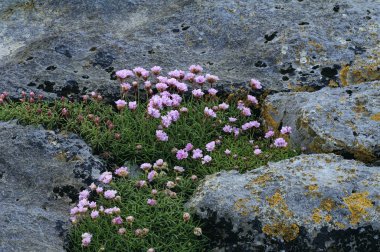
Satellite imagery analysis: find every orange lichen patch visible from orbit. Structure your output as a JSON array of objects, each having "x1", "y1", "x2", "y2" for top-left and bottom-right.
[
  {"x1": 262, "y1": 222, "x2": 300, "y2": 242},
  {"x1": 245, "y1": 173, "x2": 272, "y2": 188},
  {"x1": 267, "y1": 192, "x2": 293, "y2": 218},
  {"x1": 334, "y1": 222, "x2": 346, "y2": 229},
  {"x1": 320, "y1": 198, "x2": 336, "y2": 212},
  {"x1": 370, "y1": 112, "x2": 380, "y2": 121},
  {"x1": 350, "y1": 64, "x2": 380, "y2": 84},
  {"x1": 234, "y1": 198, "x2": 250, "y2": 216},
  {"x1": 312, "y1": 209, "x2": 322, "y2": 223},
  {"x1": 353, "y1": 103, "x2": 369, "y2": 114},
  {"x1": 339, "y1": 65, "x2": 350, "y2": 86},
  {"x1": 325, "y1": 215, "x2": 332, "y2": 222},
  {"x1": 343, "y1": 192, "x2": 373, "y2": 225},
  {"x1": 308, "y1": 40, "x2": 324, "y2": 53}
]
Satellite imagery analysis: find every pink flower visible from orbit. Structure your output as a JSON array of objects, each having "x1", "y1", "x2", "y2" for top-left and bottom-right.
[
  {"x1": 148, "y1": 170, "x2": 157, "y2": 182},
  {"x1": 206, "y1": 74, "x2": 219, "y2": 84},
  {"x1": 148, "y1": 107, "x2": 161, "y2": 118},
  {"x1": 218, "y1": 103, "x2": 229, "y2": 110},
  {"x1": 242, "y1": 121, "x2": 260, "y2": 131},
  {"x1": 192, "y1": 149, "x2": 203, "y2": 159},
  {"x1": 104, "y1": 190, "x2": 117, "y2": 199},
  {"x1": 140, "y1": 163, "x2": 152, "y2": 171},
  {"x1": 241, "y1": 107, "x2": 251, "y2": 117},
  {"x1": 96, "y1": 186, "x2": 104, "y2": 194},
  {"x1": 156, "y1": 82, "x2": 168, "y2": 92},
  {"x1": 112, "y1": 216, "x2": 123, "y2": 225},
  {"x1": 161, "y1": 115, "x2": 172, "y2": 128},
  {"x1": 144, "y1": 81, "x2": 152, "y2": 90},
  {"x1": 166, "y1": 181, "x2": 176, "y2": 189},
  {"x1": 115, "y1": 99, "x2": 127, "y2": 110},
  {"x1": 274, "y1": 138, "x2": 288, "y2": 148},
  {"x1": 280, "y1": 126, "x2": 292, "y2": 135},
  {"x1": 185, "y1": 143, "x2": 194, "y2": 151},
  {"x1": 151, "y1": 66, "x2": 162, "y2": 75},
  {"x1": 81, "y1": 233, "x2": 92, "y2": 247},
  {"x1": 91, "y1": 210, "x2": 99, "y2": 219},
  {"x1": 168, "y1": 110, "x2": 180, "y2": 121},
  {"x1": 208, "y1": 88, "x2": 218, "y2": 96},
  {"x1": 136, "y1": 180, "x2": 147, "y2": 188},
  {"x1": 176, "y1": 149, "x2": 189, "y2": 160},
  {"x1": 89, "y1": 183, "x2": 97, "y2": 191},
  {"x1": 116, "y1": 69, "x2": 133, "y2": 79},
  {"x1": 128, "y1": 101, "x2": 137, "y2": 111},
  {"x1": 206, "y1": 141, "x2": 216, "y2": 152},
  {"x1": 147, "y1": 198, "x2": 157, "y2": 206},
  {"x1": 204, "y1": 107, "x2": 217, "y2": 118},
  {"x1": 189, "y1": 65, "x2": 203, "y2": 74},
  {"x1": 254, "y1": 148, "x2": 262, "y2": 155},
  {"x1": 120, "y1": 83, "x2": 132, "y2": 92},
  {"x1": 183, "y1": 212, "x2": 191, "y2": 222},
  {"x1": 195, "y1": 75, "x2": 206, "y2": 85},
  {"x1": 133, "y1": 67, "x2": 146, "y2": 77},
  {"x1": 115, "y1": 166, "x2": 129, "y2": 177},
  {"x1": 265, "y1": 130, "x2": 274, "y2": 138},
  {"x1": 98, "y1": 172, "x2": 112, "y2": 184},
  {"x1": 168, "y1": 69, "x2": 182, "y2": 79},
  {"x1": 89, "y1": 201, "x2": 97, "y2": 209},
  {"x1": 171, "y1": 94, "x2": 182, "y2": 106},
  {"x1": 223, "y1": 125, "x2": 233, "y2": 133},
  {"x1": 79, "y1": 190, "x2": 90, "y2": 200},
  {"x1": 250, "y1": 79, "x2": 262, "y2": 89},
  {"x1": 247, "y1": 95, "x2": 258, "y2": 105},
  {"x1": 192, "y1": 89, "x2": 204, "y2": 98},
  {"x1": 118, "y1": 228, "x2": 127, "y2": 235},
  {"x1": 156, "y1": 130, "x2": 169, "y2": 141},
  {"x1": 184, "y1": 72, "x2": 195, "y2": 82},
  {"x1": 229, "y1": 117, "x2": 237, "y2": 123},
  {"x1": 202, "y1": 155, "x2": 212, "y2": 164},
  {"x1": 180, "y1": 107, "x2": 188, "y2": 113},
  {"x1": 174, "y1": 166, "x2": 185, "y2": 173}
]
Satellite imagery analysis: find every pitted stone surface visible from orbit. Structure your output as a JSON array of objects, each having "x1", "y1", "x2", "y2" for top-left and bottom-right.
[
  {"x1": 0, "y1": 0, "x2": 379, "y2": 99},
  {"x1": 186, "y1": 154, "x2": 380, "y2": 251},
  {"x1": 263, "y1": 81, "x2": 380, "y2": 164},
  {"x1": 0, "y1": 121, "x2": 103, "y2": 252}
]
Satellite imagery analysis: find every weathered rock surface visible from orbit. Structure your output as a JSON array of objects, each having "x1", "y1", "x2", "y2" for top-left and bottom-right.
[
  {"x1": 0, "y1": 121, "x2": 103, "y2": 252},
  {"x1": 186, "y1": 154, "x2": 380, "y2": 251},
  {"x1": 263, "y1": 81, "x2": 380, "y2": 164},
  {"x1": 0, "y1": 0, "x2": 379, "y2": 99}
]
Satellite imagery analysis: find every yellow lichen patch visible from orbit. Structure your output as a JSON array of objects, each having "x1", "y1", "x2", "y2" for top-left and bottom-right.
[
  {"x1": 262, "y1": 104, "x2": 280, "y2": 131},
  {"x1": 328, "y1": 80, "x2": 339, "y2": 88},
  {"x1": 55, "y1": 151, "x2": 67, "y2": 161},
  {"x1": 311, "y1": 209, "x2": 322, "y2": 223},
  {"x1": 339, "y1": 65, "x2": 350, "y2": 86},
  {"x1": 370, "y1": 112, "x2": 380, "y2": 121},
  {"x1": 306, "y1": 184, "x2": 319, "y2": 191},
  {"x1": 267, "y1": 192, "x2": 293, "y2": 218},
  {"x1": 320, "y1": 198, "x2": 336, "y2": 212},
  {"x1": 262, "y1": 222, "x2": 300, "y2": 242},
  {"x1": 245, "y1": 173, "x2": 272, "y2": 188},
  {"x1": 343, "y1": 192, "x2": 373, "y2": 225},
  {"x1": 325, "y1": 215, "x2": 332, "y2": 222},
  {"x1": 334, "y1": 222, "x2": 346, "y2": 229},
  {"x1": 234, "y1": 198, "x2": 250, "y2": 216}
]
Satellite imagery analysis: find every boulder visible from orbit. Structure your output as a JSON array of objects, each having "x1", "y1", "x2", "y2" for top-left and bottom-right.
[
  {"x1": 186, "y1": 154, "x2": 380, "y2": 251},
  {"x1": 0, "y1": 0, "x2": 379, "y2": 99},
  {"x1": 263, "y1": 81, "x2": 380, "y2": 164},
  {"x1": 0, "y1": 121, "x2": 103, "y2": 252}
]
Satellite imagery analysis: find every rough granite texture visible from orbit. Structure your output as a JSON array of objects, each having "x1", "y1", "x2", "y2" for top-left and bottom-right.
[
  {"x1": 186, "y1": 154, "x2": 380, "y2": 251},
  {"x1": 263, "y1": 81, "x2": 380, "y2": 164},
  {"x1": 0, "y1": 0, "x2": 379, "y2": 99},
  {"x1": 0, "y1": 121, "x2": 103, "y2": 252}
]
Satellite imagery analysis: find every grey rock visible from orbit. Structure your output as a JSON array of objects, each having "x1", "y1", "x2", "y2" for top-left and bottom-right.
[
  {"x1": 186, "y1": 154, "x2": 380, "y2": 251},
  {"x1": 262, "y1": 81, "x2": 380, "y2": 164},
  {"x1": 0, "y1": 121, "x2": 104, "y2": 252},
  {"x1": 0, "y1": 0, "x2": 379, "y2": 99}
]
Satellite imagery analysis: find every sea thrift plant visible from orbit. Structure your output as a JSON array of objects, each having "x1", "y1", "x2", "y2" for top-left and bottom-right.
[{"x1": 0, "y1": 65, "x2": 299, "y2": 252}]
